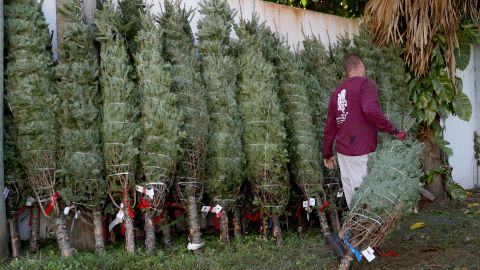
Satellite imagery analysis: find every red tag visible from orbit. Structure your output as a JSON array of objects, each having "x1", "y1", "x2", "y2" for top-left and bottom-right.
[
  {"x1": 45, "y1": 192, "x2": 60, "y2": 215},
  {"x1": 152, "y1": 213, "x2": 163, "y2": 226},
  {"x1": 373, "y1": 247, "x2": 399, "y2": 257},
  {"x1": 246, "y1": 211, "x2": 261, "y2": 222},
  {"x1": 319, "y1": 200, "x2": 331, "y2": 213},
  {"x1": 137, "y1": 197, "x2": 151, "y2": 209},
  {"x1": 121, "y1": 223, "x2": 125, "y2": 236},
  {"x1": 212, "y1": 215, "x2": 220, "y2": 231}
]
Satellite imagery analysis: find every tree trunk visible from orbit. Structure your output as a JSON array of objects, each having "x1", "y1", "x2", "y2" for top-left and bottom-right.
[
  {"x1": 422, "y1": 124, "x2": 446, "y2": 203},
  {"x1": 186, "y1": 188, "x2": 202, "y2": 254},
  {"x1": 318, "y1": 209, "x2": 331, "y2": 237},
  {"x1": 144, "y1": 211, "x2": 156, "y2": 255},
  {"x1": 161, "y1": 210, "x2": 171, "y2": 248},
  {"x1": 233, "y1": 207, "x2": 241, "y2": 239},
  {"x1": 338, "y1": 252, "x2": 354, "y2": 270},
  {"x1": 9, "y1": 213, "x2": 20, "y2": 257},
  {"x1": 55, "y1": 215, "x2": 73, "y2": 257},
  {"x1": 271, "y1": 214, "x2": 282, "y2": 247},
  {"x1": 123, "y1": 208, "x2": 135, "y2": 254},
  {"x1": 93, "y1": 210, "x2": 105, "y2": 253},
  {"x1": 241, "y1": 211, "x2": 248, "y2": 235},
  {"x1": 262, "y1": 212, "x2": 269, "y2": 240},
  {"x1": 220, "y1": 209, "x2": 229, "y2": 244},
  {"x1": 29, "y1": 205, "x2": 40, "y2": 253}
]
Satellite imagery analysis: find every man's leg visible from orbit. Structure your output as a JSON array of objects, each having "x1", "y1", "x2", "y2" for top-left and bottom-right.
[{"x1": 337, "y1": 153, "x2": 368, "y2": 208}]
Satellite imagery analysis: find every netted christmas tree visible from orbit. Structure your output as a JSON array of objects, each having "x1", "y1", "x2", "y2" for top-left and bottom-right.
[
  {"x1": 95, "y1": 2, "x2": 140, "y2": 254},
  {"x1": 198, "y1": 0, "x2": 245, "y2": 243},
  {"x1": 4, "y1": 0, "x2": 73, "y2": 256},
  {"x1": 234, "y1": 22, "x2": 290, "y2": 246},
  {"x1": 329, "y1": 28, "x2": 423, "y2": 269},
  {"x1": 55, "y1": 0, "x2": 105, "y2": 253},
  {"x1": 160, "y1": 0, "x2": 210, "y2": 254},
  {"x1": 134, "y1": 13, "x2": 184, "y2": 255},
  {"x1": 276, "y1": 43, "x2": 336, "y2": 237}
]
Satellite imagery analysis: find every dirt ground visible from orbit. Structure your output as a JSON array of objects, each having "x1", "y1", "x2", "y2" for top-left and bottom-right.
[{"x1": 353, "y1": 194, "x2": 480, "y2": 270}]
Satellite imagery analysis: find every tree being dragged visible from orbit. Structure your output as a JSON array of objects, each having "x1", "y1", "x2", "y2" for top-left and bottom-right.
[
  {"x1": 160, "y1": 0, "x2": 210, "y2": 254},
  {"x1": 234, "y1": 22, "x2": 290, "y2": 247},
  {"x1": 134, "y1": 13, "x2": 184, "y2": 255},
  {"x1": 55, "y1": 0, "x2": 105, "y2": 253},
  {"x1": 4, "y1": 0, "x2": 73, "y2": 256},
  {"x1": 95, "y1": 2, "x2": 140, "y2": 254},
  {"x1": 197, "y1": 0, "x2": 245, "y2": 243}
]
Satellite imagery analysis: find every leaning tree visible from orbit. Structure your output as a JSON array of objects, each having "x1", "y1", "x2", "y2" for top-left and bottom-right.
[
  {"x1": 4, "y1": 0, "x2": 73, "y2": 256},
  {"x1": 55, "y1": 0, "x2": 105, "y2": 253},
  {"x1": 235, "y1": 19, "x2": 290, "y2": 246},
  {"x1": 95, "y1": 2, "x2": 140, "y2": 254},
  {"x1": 197, "y1": 0, "x2": 246, "y2": 243},
  {"x1": 134, "y1": 13, "x2": 184, "y2": 255},
  {"x1": 364, "y1": 0, "x2": 480, "y2": 201},
  {"x1": 160, "y1": 0, "x2": 210, "y2": 254}
]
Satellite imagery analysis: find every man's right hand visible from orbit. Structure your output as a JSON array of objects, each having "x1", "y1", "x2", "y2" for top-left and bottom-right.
[
  {"x1": 324, "y1": 157, "x2": 337, "y2": 169},
  {"x1": 394, "y1": 130, "x2": 407, "y2": 141}
]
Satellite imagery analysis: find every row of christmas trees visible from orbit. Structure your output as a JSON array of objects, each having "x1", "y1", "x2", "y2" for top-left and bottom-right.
[{"x1": 4, "y1": 0, "x2": 422, "y2": 258}]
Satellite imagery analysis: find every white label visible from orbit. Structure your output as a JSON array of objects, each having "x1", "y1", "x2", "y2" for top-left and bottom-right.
[
  {"x1": 213, "y1": 204, "x2": 222, "y2": 214},
  {"x1": 3, "y1": 187, "x2": 9, "y2": 199},
  {"x1": 116, "y1": 209, "x2": 125, "y2": 220},
  {"x1": 306, "y1": 212, "x2": 310, "y2": 221},
  {"x1": 201, "y1": 206, "x2": 211, "y2": 212},
  {"x1": 135, "y1": 185, "x2": 155, "y2": 200},
  {"x1": 74, "y1": 210, "x2": 80, "y2": 219},
  {"x1": 303, "y1": 200, "x2": 309, "y2": 208},
  {"x1": 187, "y1": 242, "x2": 204, "y2": 251},
  {"x1": 337, "y1": 191, "x2": 344, "y2": 198},
  {"x1": 361, "y1": 246, "x2": 376, "y2": 262},
  {"x1": 309, "y1": 198, "x2": 316, "y2": 206},
  {"x1": 64, "y1": 206, "x2": 71, "y2": 215},
  {"x1": 26, "y1": 197, "x2": 35, "y2": 206}
]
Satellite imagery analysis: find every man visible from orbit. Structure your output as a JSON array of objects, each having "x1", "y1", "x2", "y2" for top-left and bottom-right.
[{"x1": 323, "y1": 53, "x2": 406, "y2": 208}]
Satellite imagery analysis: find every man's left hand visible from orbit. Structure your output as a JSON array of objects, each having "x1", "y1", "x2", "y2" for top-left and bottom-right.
[{"x1": 324, "y1": 157, "x2": 337, "y2": 169}]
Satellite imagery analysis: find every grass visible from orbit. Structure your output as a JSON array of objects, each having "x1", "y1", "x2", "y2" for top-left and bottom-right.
[{"x1": 1, "y1": 197, "x2": 479, "y2": 270}]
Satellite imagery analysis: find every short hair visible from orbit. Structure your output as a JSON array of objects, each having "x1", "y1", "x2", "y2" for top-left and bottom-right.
[{"x1": 342, "y1": 53, "x2": 363, "y2": 75}]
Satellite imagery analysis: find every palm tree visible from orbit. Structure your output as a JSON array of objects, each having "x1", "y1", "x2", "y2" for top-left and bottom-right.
[{"x1": 364, "y1": 0, "x2": 480, "y2": 202}]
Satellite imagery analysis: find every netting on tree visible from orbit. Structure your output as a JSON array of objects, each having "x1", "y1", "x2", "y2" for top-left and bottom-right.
[
  {"x1": 56, "y1": 0, "x2": 105, "y2": 214},
  {"x1": 4, "y1": 0, "x2": 58, "y2": 217},
  {"x1": 234, "y1": 19, "x2": 290, "y2": 246},
  {"x1": 198, "y1": 0, "x2": 245, "y2": 206}
]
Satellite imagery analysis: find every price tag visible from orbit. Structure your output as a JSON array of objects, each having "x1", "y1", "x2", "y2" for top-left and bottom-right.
[
  {"x1": 309, "y1": 198, "x2": 316, "y2": 206},
  {"x1": 303, "y1": 200, "x2": 309, "y2": 208},
  {"x1": 337, "y1": 191, "x2": 344, "y2": 198},
  {"x1": 3, "y1": 187, "x2": 9, "y2": 199},
  {"x1": 212, "y1": 204, "x2": 222, "y2": 214},
  {"x1": 64, "y1": 206, "x2": 71, "y2": 215},
  {"x1": 26, "y1": 197, "x2": 35, "y2": 206},
  {"x1": 361, "y1": 246, "x2": 376, "y2": 262},
  {"x1": 74, "y1": 210, "x2": 81, "y2": 219}
]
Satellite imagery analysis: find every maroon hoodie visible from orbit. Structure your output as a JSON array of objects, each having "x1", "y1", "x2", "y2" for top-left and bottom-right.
[{"x1": 323, "y1": 76, "x2": 395, "y2": 159}]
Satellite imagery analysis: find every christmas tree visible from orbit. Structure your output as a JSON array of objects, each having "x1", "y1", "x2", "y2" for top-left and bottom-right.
[
  {"x1": 55, "y1": 0, "x2": 105, "y2": 252},
  {"x1": 198, "y1": 0, "x2": 245, "y2": 243},
  {"x1": 160, "y1": 0, "x2": 210, "y2": 254},
  {"x1": 4, "y1": 0, "x2": 72, "y2": 256},
  {"x1": 95, "y1": 2, "x2": 140, "y2": 254},
  {"x1": 275, "y1": 44, "x2": 334, "y2": 238},
  {"x1": 234, "y1": 21, "x2": 290, "y2": 246},
  {"x1": 134, "y1": 12, "x2": 184, "y2": 255}
]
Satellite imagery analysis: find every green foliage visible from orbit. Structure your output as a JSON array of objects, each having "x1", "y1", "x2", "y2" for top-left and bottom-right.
[
  {"x1": 235, "y1": 21, "x2": 290, "y2": 214},
  {"x1": 118, "y1": 0, "x2": 146, "y2": 55},
  {"x1": 351, "y1": 140, "x2": 423, "y2": 214},
  {"x1": 55, "y1": 0, "x2": 105, "y2": 209},
  {"x1": 474, "y1": 131, "x2": 480, "y2": 166},
  {"x1": 263, "y1": 0, "x2": 368, "y2": 18},
  {"x1": 160, "y1": 0, "x2": 210, "y2": 188},
  {"x1": 198, "y1": 0, "x2": 245, "y2": 200},
  {"x1": 95, "y1": 3, "x2": 140, "y2": 197},
  {"x1": 4, "y1": 0, "x2": 58, "y2": 203},
  {"x1": 134, "y1": 13, "x2": 184, "y2": 207}
]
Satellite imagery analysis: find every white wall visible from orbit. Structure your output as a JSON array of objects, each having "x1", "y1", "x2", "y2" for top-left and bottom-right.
[
  {"x1": 40, "y1": 0, "x2": 58, "y2": 60},
  {"x1": 444, "y1": 45, "x2": 479, "y2": 189}
]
